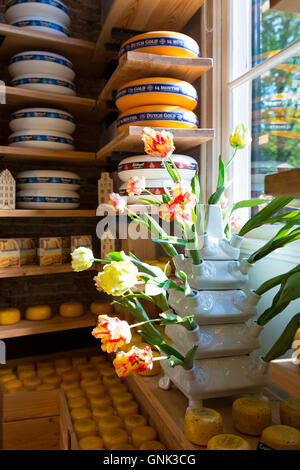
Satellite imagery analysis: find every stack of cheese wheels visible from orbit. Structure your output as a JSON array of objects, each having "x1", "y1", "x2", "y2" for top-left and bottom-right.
[{"x1": 8, "y1": 51, "x2": 76, "y2": 96}]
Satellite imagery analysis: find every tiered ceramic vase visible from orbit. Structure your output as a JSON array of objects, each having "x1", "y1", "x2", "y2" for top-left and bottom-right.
[{"x1": 159, "y1": 205, "x2": 268, "y2": 410}]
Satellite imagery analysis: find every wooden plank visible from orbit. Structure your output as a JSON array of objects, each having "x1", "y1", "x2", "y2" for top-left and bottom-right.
[
  {"x1": 126, "y1": 374, "x2": 281, "y2": 450},
  {"x1": 0, "y1": 313, "x2": 97, "y2": 339},
  {"x1": 97, "y1": 126, "x2": 214, "y2": 160},
  {"x1": 2, "y1": 388, "x2": 60, "y2": 422},
  {"x1": 93, "y1": 0, "x2": 205, "y2": 74},
  {"x1": 0, "y1": 209, "x2": 96, "y2": 218},
  {"x1": 3, "y1": 416, "x2": 60, "y2": 450},
  {"x1": 270, "y1": 361, "x2": 300, "y2": 398},
  {"x1": 0, "y1": 24, "x2": 95, "y2": 77},
  {"x1": 270, "y1": 0, "x2": 300, "y2": 13},
  {"x1": 265, "y1": 169, "x2": 300, "y2": 197},
  {"x1": 3, "y1": 86, "x2": 103, "y2": 124},
  {"x1": 59, "y1": 390, "x2": 77, "y2": 450},
  {"x1": 0, "y1": 145, "x2": 97, "y2": 165},
  {"x1": 99, "y1": 51, "x2": 213, "y2": 103},
  {"x1": 0, "y1": 263, "x2": 98, "y2": 279}
]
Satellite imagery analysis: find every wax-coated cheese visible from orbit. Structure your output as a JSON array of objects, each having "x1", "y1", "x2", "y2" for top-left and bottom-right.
[
  {"x1": 79, "y1": 436, "x2": 103, "y2": 450},
  {"x1": 74, "y1": 418, "x2": 97, "y2": 439},
  {"x1": 116, "y1": 401, "x2": 139, "y2": 419},
  {"x1": 116, "y1": 77, "x2": 198, "y2": 112},
  {"x1": 117, "y1": 105, "x2": 198, "y2": 134},
  {"x1": 124, "y1": 414, "x2": 147, "y2": 435},
  {"x1": 102, "y1": 428, "x2": 129, "y2": 450},
  {"x1": 97, "y1": 416, "x2": 123, "y2": 436},
  {"x1": 261, "y1": 425, "x2": 300, "y2": 450},
  {"x1": 280, "y1": 398, "x2": 300, "y2": 430},
  {"x1": 71, "y1": 407, "x2": 92, "y2": 421},
  {"x1": 139, "y1": 441, "x2": 166, "y2": 450},
  {"x1": 232, "y1": 397, "x2": 272, "y2": 436},
  {"x1": 207, "y1": 434, "x2": 251, "y2": 450},
  {"x1": 0, "y1": 308, "x2": 21, "y2": 325},
  {"x1": 119, "y1": 31, "x2": 200, "y2": 62},
  {"x1": 132, "y1": 426, "x2": 157, "y2": 449},
  {"x1": 184, "y1": 408, "x2": 223, "y2": 446},
  {"x1": 89, "y1": 300, "x2": 114, "y2": 316},
  {"x1": 59, "y1": 302, "x2": 84, "y2": 318},
  {"x1": 25, "y1": 305, "x2": 52, "y2": 321}
]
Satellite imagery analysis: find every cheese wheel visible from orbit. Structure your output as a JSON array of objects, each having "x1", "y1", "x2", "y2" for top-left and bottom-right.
[
  {"x1": 0, "y1": 367, "x2": 14, "y2": 377},
  {"x1": 102, "y1": 428, "x2": 128, "y2": 450},
  {"x1": 37, "y1": 367, "x2": 55, "y2": 379},
  {"x1": 117, "y1": 105, "x2": 198, "y2": 134},
  {"x1": 132, "y1": 426, "x2": 157, "y2": 449},
  {"x1": 232, "y1": 397, "x2": 272, "y2": 436},
  {"x1": 62, "y1": 369, "x2": 80, "y2": 382},
  {"x1": 102, "y1": 375, "x2": 121, "y2": 387},
  {"x1": 59, "y1": 302, "x2": 84, "y2": 318},
  {"x1": 55, "y1": 358, "x2": 71, "y2": 368},
  {"x1": 108, "y1": 384, "x2": 128, "y2": 397},
  {"x1": 72, "y1": 356, "x2": 88, "y2": 367},
  {"x1": 79, "y1": 436, "x2": 103, "y2": 450},
  {"x1": 116, "y1": 401, "x2": 139, "y2": 419},
  {"x1": 116, "y1": 77, "x2": 198, "y2": 112},
  {"x1": 61, "y1": 380, "x2": 79, "y2": 391},
  {"x1": 119, "y1": 31, "x2": 200, "y2": 63},
  {"x1": 17, "y1": 363, "x2": 35, "y2": 373},
  {"x1": 90, "y1": 395, "x2": 112, "y2": 409},
  {"x1": 0, "y1": 307, "x2": 21, "y2": 325},
  {"x1": 261, "y1": 425, "x2": 300, "y2": 450},
  {"x1": 77, "y1": 363, "x2": 93, "y2": 373},
  {"x1": 111, "y1": 444, "x2": 135, "y2": 450},
  {"x1": 89, "y1": 355, "x2": 106, "y2": 365},
  {"x1": 18, "y1": 369, "x2": 36, "y2": 380},
  {"x1": 207, "y1": 434, "x2": 251, "y2": 450},
  {"x1": 80, "y1": 368, "x2": 98, "y2": 380},
  {"x1": 112, "y1": 392, "x2": 134, "y2": 407},
  {"x1": 0, "y1": 374, "x2": 17, "y2": 384},
  {"x1": 92, "y1": 403, "x2": 116, "y2": 420},
  {"x1": 5, "y1": 379, "x2": 23, "y2": 391},
  {"x1": 36, "y1": 383, "x2": 56, "y2": 391},
  {"x1": 56, "y1": 366, "x2": 72, "y2": 376},
  {"x1": 139, "y1": 441, "x2": 166, "y2": 450},
  {"x1": 25, "y1": 305, "x2": 52, "y2": 321},
  {"x1": 95, "y1": 362, "x2": 110, "y2": 372},
  {"x1": 85, "y1": 384, "x2": 107, "y2": 398},
  {"x1": 71, "y1": 407, "x2": 92, "y2": 421},
  {"x1": 280, "y1": 398, "x2": 300, "y2": 430},
  {"x1": 184, "y1": 408, "x2": 223, "y2": 446},
  {"x1": 124, "y1": 414, "x2": 147, "y2": 435},
  {"x1": 37, "y1": 360, "x2": 54, "y2": 369},
  {"x1": 93, "y1": 406, "x2": 115, "y2": 419},
  {"x1": 68, "y1": 396, "x2": 88, "y2": 409},
  {"x1": 23, "y1": 376, "x2": 42, "y2": 390},
  {"x1": 66, "y1": 388, "x2": 84, "y2": 400},
  {"x1": 100, "y1": 367, "x2": 116, "y2": 377},
  {"x1": 80, "y1": 378, "x2": 101, "y2": 390},
  {"x1": 90, "y1": 300, "x2": 114, "y2": 316},
  {"x1": 7, "y1": 386, "x2": 25, "y2": 393},
  {"x1": 74, "y1": 419, "x2": 97, "y2": 439},
  {"x1": 43, "y1": 374, "x2": 61, "y2": 387}
]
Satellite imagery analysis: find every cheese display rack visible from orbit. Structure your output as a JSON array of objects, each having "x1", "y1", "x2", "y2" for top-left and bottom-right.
[
  {"x1": 98, "y1": 51, "x2": 213, "y2": 114},
  {"x1": 0, "y1": 24, "x2": 95, "y2": 77},
  {"x1": 0, "y1": 209, "x2": 96, "y2": 217},
  {"x1": 92, "y1": 0, "x2": 205, "y2": 75},
  {"x1": 97, "y1": 126, "x2": 215, "y2": 161},
  {"x1": 0, "y1": 264, "x2": 89, "y2": 279},
  {"x1": 0, "y1": 146, "x2": 99, "y2": 166},
  {"x1": 265, "y1": 168, "x2": 300, "y2": 198}
]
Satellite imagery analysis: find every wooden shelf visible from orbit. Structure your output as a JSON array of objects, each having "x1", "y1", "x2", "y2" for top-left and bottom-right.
[
  {"x1": 270, "y1": 360, "x2": 300, "y2": 398},
  {"x1": 265, "y1": 168, "x2": 300, "y2": 197},
  {"x1": 126, "y1": 374, "x2": 281, "y2": 450},
  {"x1": 2, "y1": 87, "x2": 103, "y2": 124},
  {"x1": 96, "y1": 126, "x2": 214, "y2": 160},
  {"x1": 0, "y1": 23, "x2": 95, "y2": 77},
  {"x1": 98, "y1": 51, "x2": 213, "y2": 108},
  {"x1": 0, "y1": 145, "x2": 99, "y2": 166},
  {"x1": 0, "y1": 264, "x2": 74, "y2": 279},
  {"x1": 270, "y1": 0, "x2": 300, "y2": 13},
  {"x1": 0, "y1": 209, "x2": 96, "y2": 218},
  {"x1": 0, "y1": 313, "x2": 97, "y2": 339},
  {"x1": 93, "y1": 0, "x2": 205, "y2": 75}
]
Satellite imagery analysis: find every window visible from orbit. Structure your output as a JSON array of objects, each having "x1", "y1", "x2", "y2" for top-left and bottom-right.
[{"x1": 221, "y1": 0, "x2": 300, "y2": 218}]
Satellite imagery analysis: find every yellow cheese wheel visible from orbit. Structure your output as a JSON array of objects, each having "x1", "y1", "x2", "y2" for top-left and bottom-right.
[
  {"x1": 56, "y1": 366, "x2": 72, "y2": 376},
  {"x1": 132, "y1": 426, "x2": 157, "y2": 449},
  {"x1": 92, "y1": 403, "x2": 116, "y2": 420},
  {"x1": 68, "y1": 396, "x2": 88, "y2": 409},
  {"x1": 0, "y1": 373, "x2": 17, "y2": 384},
  {"x1": 74, "y1": 419, "x2": 97, "y2": 439},
  {"x1": 119, "y1": 31, "x2": 200, "y2": 63},
  {"x1": 4, "y1": 379, "x2": 23, "y2": 391},
  {"x1": 108, "y1": 383, "x2": 128, "y2": 397},
  {"x1": 232, "y1": 397, "x2": 272, "y2": 436},
  {"x1": 90, "y1": 395, "x2": 112, "y2": 409},
  {"x1": 62, "y1": 369, "x2": 80, "y2": 382},
  {"x1": 23, "y1": 376, "x2": 42, "y2": 390},
  {"x1": 0, "y1": 366, "x2": 14, "y2": 377},
  {"x1": 116, "y1": 77, "x2": 198, "y2": 112},
  {"x1": 55, "y1": 358, "x2": 71, "y2": 368},
  {"x1": 102, "y1": 428, "x2": 128, "y2": 450},
  {"x1": 184, "y1": 408, "x2": 223, "y2": 446},
  {"x1": 36, "y1": 383, "x2": 56, "y2": 391},
  {"x1": 0, "y1": 307, "x2": 21, "y2": 325},
  {"x1": 79, "y1": 436, "x2": 103, "y2": 450},
  {"x1": 59, "y1": 302, "x2": 84, "y2": 318},
  {"x1": 89, "y1": 355, "x2": 106, "y2": 365},
  {"x1": 72, "y1": 356, "x2": 88, "y2": 367},
  {"x1": 100, "y1": 367, "x2": 116, "y2": 377},
  {"x1": 116, "y1": 401, "x2": 139, "y2": 419},
  {"x1": 261, "y1": 425, "x2": 300, "y2": 450},
  {"x1": 61, "y1": 380, "x2": 79, "y2": 391},
  {"x1": 37, "y1": 367, "x2": 55, "y2": 379},
  {"x1": 37, "y1": 360, "x2": 54, "y2": 369},
  {"x1": 117, "y1": 105, "x2": 198, "y2": 134},
  {"x1": 17, "y1": 363, "x2": 35, "y2": 373},
  {"x1": 65, "y1": 388, "x2": 84, "y2": 400},
  {"x1": 25, "y1": 305, "x2": 52, "y2": 321},
  {"x1": 90, "y1": 300, "x2": 114, "y2": 316},
  {"x1": 80, "y1": 377, "x2": 101, "y2": 390},
  {"x1": 71, "y1": 407, "x2": 92, "y2": 421},
  {"x1": 124, "y1": 414, "x2": 147, "y2": 435},
  {"x1": 76, "y1": 363, "x2": 92, "y2": 373},
  {"x1": 95, "y1": 362, "x2": 110, "y2": 372},
  {"x1": 102, "y1": 375, "x2": 121, "y2": 387},
  {"x1": 280, "y1": 398, "x2": 300, "y2": 430},
  {"x1": 43, "y1": 374, "x2": 61, "y2": 387},
  {"x1": 7, "y1": 386, "x2": 25, "y2": 393},
  {"x1": 18, "y1": 369, "x2": 36, "y2": 380},
  {"x1": 139, "y1": 441, "x2": 166, "y2": 450},
  {"x1": 112, "y1": 392, "x2": 134, "y2": 407},
  {"x1": 85, "y1": 384, "x2": 107, "y2": 398},
  {"x1": 111, "y1": 443, "x2": 135, "y2": 450},
  {"x1": 207, "y1": 434, "x2": 251, "y2": 450},
  {"x1": 93, "y1": 405, "x2": 115, "y2": 419},
  {"x1": 80, "y1": 368, "x2": 98, "y2": 380}
]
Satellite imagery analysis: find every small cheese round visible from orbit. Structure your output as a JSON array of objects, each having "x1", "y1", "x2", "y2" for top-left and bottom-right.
[
  {"x1": 55, "y1": 358, "x2": 71, "y2": 368},
  {"x1": 90, "y1": 300, "x2": 114, "y2": 316},
  {"x1": 92, "y1": 403, "x2": 115, "y2": 420},
  {"x1": 62, "y1": 369, "x2": 80, "y2": 382},
  {"x1": 61, "y1": 380, "x2": 79, "y2": 392},
  {"x1": 85, "y1": 384, "x2": 107, "y2": 399},
  {"x1": 80, "y1": 368, "x2": 98, "y2": 380},
  {"x1": 37, "y1": 367, "x2": 55, "y2": 379},
  {"x1": 59, "y1": 302, "x2": 84, "y2": 318},
  {"x1": 36, "y1": 384, "x2": 56, "y2": 391},
  {"x1": 0, "y1": 367, "x2": 14, "y2": 377},
  {"x1": 124, "y1": 414, "x2": 147, "y2": 434},
  {"x1": 116, "y1": 401, "x2": 139, "y2": 419},
  {"x1": 79, "y1": 436, "x2": 104, "y2": 450},
  {"x1": 95, "y1": 362, "x2": 110, "y2": 372},
  {"x1": 23, "y1": 376, "x2": 42, "y2": 390},
  {"x1": 89, "y1": 355, "x2": 106, "y2": 365},
  {"x1": 4, "y1": 379, "x2": 23, "y2": 391},
  {"x1": 74, "y1": 419, "x2": 97, "y2": 439},
  {"x1": 0, "y1": 307, "x2": 21, "y2": 325},
  {"x1": 132, "y1": 426, "x2": 157, "y2": 449},
  {"x1": 76, "y1": 363, "x2": 92, "y2": 373},
  {"x1": 56, "y1": 366, "x2": 72, "y2": 376},
  {"x1": 108, "y1": 384, "x2": 128, "y2": 397},
  {"x1": 72, "y1": 356, "x2": 88, "y2": 367},
  {"x1": 37, "y1": 360, "x2": 54, "y2": 369},
  {"x1": 280, "y1": 398, "x2": 300, "y2": 430},
  {"x1": 7, "y1": 386, "x2": 25, "y2": 393},
  {"x1": 139, "y1": 441, "x2": 166, "y2": 450},
  {"x1": 93, "y1": 406, "x2": 114, "y2": 419},
  {"x1": 43, "y1": 374, "x2": 61, "y2": 387},
  {"x1": 261, "y1": 425, "x2": 300, "y2": 450},
  {"x1": 18, "y1": 369, "x2": 36, "y2": 380},
  {"x1": 90, "y1": 395, "x2": 112, "y2": 409},
  {"x1": 80, "y1": 378, "x2": 101, "y2": 390},
  {"x1": 68, "y1": 396, "x2": 88, "y2": 409},
  {"x1": 98, "y1": 416, "x2": 124, "y2": 435},
  {"x1": 71, "y1": 407, "x2": 92, "y2": 421},
  {"x1": 17, "y1": 363, "x2": 35, "y2": 373},
  {"x1": 207, "y1": 434, "x2": 252, "y2": 450},
  {"x1": 111, "y1": 443, "x2": 135, "y2": 450},
  {"x1": 102, "y1": 375, "x2": 121, "y2": 387},
  {"x1": 25, "y1": 305, "x2": 52, "y2": 321},
  {"x1": 0, "y1": 373, "x2": 17, "y2": 384},
  {"x1": 102, "y1": 428, "x2": 128, "y2": 450},
  {"x1": 66, "y1": 388, "x2": 84, "y2": 400},
  {"x1": 184, "y1": 408, "x2": 223, "y2": 446},
  {"x1": 232, "y1": 397, "x2": 272, "y2": 436},
  {"x1": 112, "y1": 392, "x2": 134, "y2": 407},
  {"x1": 100, "y1": 367, "x2": 116, "y2": 377}
]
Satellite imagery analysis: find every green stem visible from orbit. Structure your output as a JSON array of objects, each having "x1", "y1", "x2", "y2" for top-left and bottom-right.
[
  {"x1": 143, "y1": 189, "x2": 163, "y2": 204},
  {"x1": 225, "y1": 148, "x2": 238, "y2": 170},
  {"x1": 131, "y1": 318, "x2": 162, "y2": 329}
]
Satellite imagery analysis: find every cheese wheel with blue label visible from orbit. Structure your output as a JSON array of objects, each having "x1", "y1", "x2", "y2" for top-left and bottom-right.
[
  {"x1": 119, "y1": 31, "x2": 200, "y2": 62},
  {"x1": 116, "y1": 77, "x2": 198, "y2": 112},
  {"x1": 117, "y1": 105, "x2": 198, "y2": 134}
]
